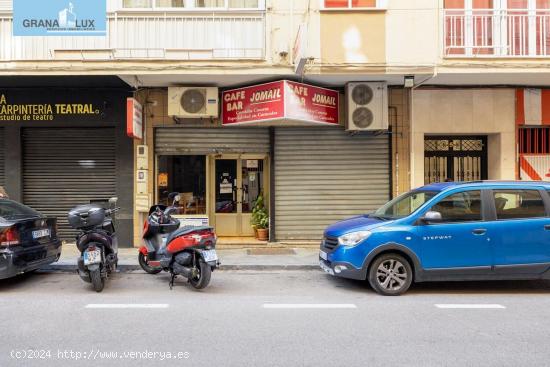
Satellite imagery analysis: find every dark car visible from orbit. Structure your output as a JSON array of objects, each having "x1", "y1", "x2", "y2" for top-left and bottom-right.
[{"x1": 0, "y1": 199, "x2": 62, "y2": 279}]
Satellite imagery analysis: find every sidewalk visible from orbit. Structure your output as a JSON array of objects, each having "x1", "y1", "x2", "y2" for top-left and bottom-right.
[{"x1": 45, "y1": 244, "x2": 321, "y2": 272}]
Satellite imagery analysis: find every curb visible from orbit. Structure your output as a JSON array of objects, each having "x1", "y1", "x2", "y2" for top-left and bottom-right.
[{"x1": 41, "y1": 264, "x2": 321, "y2": 273}]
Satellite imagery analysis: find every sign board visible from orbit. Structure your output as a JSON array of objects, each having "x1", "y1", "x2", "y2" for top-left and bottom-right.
[
  {"x1": 221, "y1": 80, "x2": 339, "y2": 126},
  {"x1": 13, "y1": 0, "x2": 106, "y2": 36},
  {"x1": 520, "y1": 154, "x2": 550, "y2": 181},
  {"x1": 126, "y1": 97, "x2": 143, "y2": 139},
  {"x1": 0, "y1": 91, "x2": 106, "y2": 122}
]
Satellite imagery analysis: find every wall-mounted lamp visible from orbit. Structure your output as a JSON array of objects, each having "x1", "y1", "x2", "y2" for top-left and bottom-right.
[{"x1": 404, "y1": 75, "x2": 415, "y2": 88}]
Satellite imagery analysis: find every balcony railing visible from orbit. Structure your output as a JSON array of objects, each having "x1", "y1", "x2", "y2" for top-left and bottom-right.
[
  {"x1": 0, "y1": 12, "x2": 265, "y2": 61},
  {"x1": 444, "y1": 9, "x2": 550, "y2": 57}
]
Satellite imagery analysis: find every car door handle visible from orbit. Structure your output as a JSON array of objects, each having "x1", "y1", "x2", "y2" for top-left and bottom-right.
[
  {"x1": 472, "y1": 229, "x2": 487, "y2": 235},
  {"x1": 545, "y1": 225, "x2": 550, "y2": 231}
]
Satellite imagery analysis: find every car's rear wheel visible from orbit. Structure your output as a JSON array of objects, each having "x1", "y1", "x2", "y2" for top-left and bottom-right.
[{"x1": 368, "y1": 253, "x2": 413, "y2": 296}]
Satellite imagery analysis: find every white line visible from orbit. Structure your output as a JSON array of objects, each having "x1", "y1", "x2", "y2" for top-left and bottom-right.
[
  {"x1": 263, "y1": 304, "x2": 357, "y2": 309},
  {"x1": 85, "y1": 304, "x2": 169, "y2": 309},
  {"x1": 435, "y1": 304, "x2": 506, "y2": 309}
]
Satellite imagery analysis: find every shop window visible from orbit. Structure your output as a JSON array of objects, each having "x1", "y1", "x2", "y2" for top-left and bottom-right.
[
  {"x1": 323, "y1": 0, "x2": 382, "y2": 9},
  {"x1": 430, "y1": 191, "x2": 483, "y2": 222},
  {"x1": 157, "y1": 156, "x2": 206, "y2": 215},
  {"x1": 157, "y1": 0, "x2": 184, "y2": 7},
  {"x1": 493, "y1": 190, "x2": 546, "y2": 219}
]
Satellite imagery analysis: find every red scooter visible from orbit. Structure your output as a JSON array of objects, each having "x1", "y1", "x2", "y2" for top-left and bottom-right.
[{"x1": 138, "y1": 193, "x2": 219, "y2": 290}]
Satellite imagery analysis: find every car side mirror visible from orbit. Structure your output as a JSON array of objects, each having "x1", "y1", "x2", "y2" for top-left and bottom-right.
[{"x1": 421, "y1": 211, "x2": 442, "y2": 224}]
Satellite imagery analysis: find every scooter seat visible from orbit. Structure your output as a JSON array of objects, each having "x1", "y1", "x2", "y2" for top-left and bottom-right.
[{"x1": 166, "y1": 225, "x2": 213, "y2": 245}]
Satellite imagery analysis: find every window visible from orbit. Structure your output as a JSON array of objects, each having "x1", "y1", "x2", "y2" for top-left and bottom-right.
[
  {"x1": 157, "y1": 156, "x2": 206, "y2": 215},
  {"x1": 123, "y1": 0, "x2": 260, "y2": 8},
  {"x1": 123, "y1": 0, "x2": 152, "y2": 7},
  {"x1": 324, "y1": 0, "x2": 380, "y2": 9},
  {"x1": 493, "y1": 189, "x2": 547, "y2": 219},
  {"x1": 0, "y1": 200, "x2": 40, "y2": 220},
  {"x1": 430, "y1": 190, "x2": 483, "y2": 222},
  {"x1": 373, "y1": 191, "x2": 438, "y2": 219}
]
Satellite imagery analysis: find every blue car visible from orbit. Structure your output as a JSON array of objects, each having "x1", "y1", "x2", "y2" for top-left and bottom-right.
[{"x1": 320, "y1": 181, "x2": 550, "y2": 295}]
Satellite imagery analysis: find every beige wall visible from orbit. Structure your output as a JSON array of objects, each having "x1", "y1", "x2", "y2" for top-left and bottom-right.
[
  {"x1": 320, "y1": 11, "x2": 386, "y2": 65},
  {"x1": 389, "y1": 88, "x2": 411, "y2": 197},
  {"x1": 385, "y1": 0, "x2": 440, "y2": 66},
  {"x1": 411, "y1": 89, "x2": 517, "y2": 188}
]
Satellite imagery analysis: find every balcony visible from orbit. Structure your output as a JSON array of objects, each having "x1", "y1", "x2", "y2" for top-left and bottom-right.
[
  {"x1": 444, "y1": 9, "x2": 550, "y2": 58},
  {"x1": 0, "y1": 12, "x2": 265, "y2": 61}
]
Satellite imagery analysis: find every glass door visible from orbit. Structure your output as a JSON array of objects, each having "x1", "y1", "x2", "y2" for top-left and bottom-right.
[{"x1": 212, "y1": 155, "x2": 267, "y2": 237}]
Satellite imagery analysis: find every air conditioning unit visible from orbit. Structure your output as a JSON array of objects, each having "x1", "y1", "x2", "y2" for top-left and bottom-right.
[
  {"x1": 345, "y1": 82, "x2": 388, "y2": 131},
  {"x1": 168, "y1": 87, "x2": 219, "y2": 118}
]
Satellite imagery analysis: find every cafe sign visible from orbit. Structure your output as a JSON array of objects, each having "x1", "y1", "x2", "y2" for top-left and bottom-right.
[
  {"x1": 222, "y1": 80, "x2": 339, "y2": 126},
  {"x1": 0, "y1": 93, "x2": 103, "y2": 122}
]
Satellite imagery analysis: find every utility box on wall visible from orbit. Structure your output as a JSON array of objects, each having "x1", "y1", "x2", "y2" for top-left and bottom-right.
[{"x1": 135, "y1": 145, "x2": 150, "y2": 212}]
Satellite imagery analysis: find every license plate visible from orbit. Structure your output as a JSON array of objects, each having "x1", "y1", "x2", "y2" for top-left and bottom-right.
[
  {"x1": 83, "y1": 249, "x2": 102, "y2": 266},
  {"x1": 319, "y1": 260, "x2": 334, "y2": 275},
  {"x1": 319, "y1": 250, "x2": 328, "y2": 261},
  {"x1": 202, "y1": 249, "x2": 218, "y2": 262},
  {"x1": 32, "y1": 228, "x2": 50, "y2": 239}
]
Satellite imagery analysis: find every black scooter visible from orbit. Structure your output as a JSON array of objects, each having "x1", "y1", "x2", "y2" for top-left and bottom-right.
[{"x1": 68, "y1": 197, "x2": 119, "y2": 292}]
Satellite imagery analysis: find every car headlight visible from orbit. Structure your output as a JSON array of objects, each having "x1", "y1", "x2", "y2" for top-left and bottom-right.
[{"x1": 338, "y1": 231, "x2": 372, "y2": 247}]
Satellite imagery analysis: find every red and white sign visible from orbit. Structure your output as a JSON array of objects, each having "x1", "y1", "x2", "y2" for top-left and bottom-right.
[
  {"x1": 516, "y1": 88, "x2": 550, "y2": 126},
  {"x1": 520, "y1": 154, "x2": 550, "y2": 181},
  {"x1": 127, "y1": 97, "x2": 143, "y2": 139},
  {"x1": 222, "y1": 80, "x2": 339, "y2": 126}
]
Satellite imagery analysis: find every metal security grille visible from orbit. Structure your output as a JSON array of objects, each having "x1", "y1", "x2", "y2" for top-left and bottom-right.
[
  {"x1": 275, "y1": 127, "x2": 390, "y2": 241},
  {"x1": 518, "y1": 127, "x2": 550, "y2": 154},
  {"x1": 22, "y1": 128, "x2": 116, "y2": 240},
  {"x1": 155, "y1": 127, "x2": 270, "y2": 155},
  {"x1": 424, "y1": 136, "x2": 487, "y2": 183},
  {"x1": 0, "y1": 128, "x2": 4, "y2": 187}
]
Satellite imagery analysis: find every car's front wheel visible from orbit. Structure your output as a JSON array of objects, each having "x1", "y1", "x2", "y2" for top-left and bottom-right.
[{"x1": 368, "y1": 253, "x2": 413, "y2": 296}]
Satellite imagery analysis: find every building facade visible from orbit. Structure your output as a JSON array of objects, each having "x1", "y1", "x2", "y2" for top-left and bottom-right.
[{"x1": 1, "y1": 0, "x2": 549, "y2": 247}]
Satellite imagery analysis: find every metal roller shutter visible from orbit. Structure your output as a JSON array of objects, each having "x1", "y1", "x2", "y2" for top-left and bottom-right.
[
  {"x1": 155, "y1": 127, "x2": 269, "y2": 155},
  {"x1": 22, "y1": 128, "x2": 116, "y2": 240},
  {"x1": 275, "y1": 127, "x2": 390, "y2": 241},
  {"x1": 0, "y1": 128, "x2": 4, "y2": 188}
]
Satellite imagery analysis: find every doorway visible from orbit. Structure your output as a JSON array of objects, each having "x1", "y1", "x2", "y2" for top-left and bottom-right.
[
  {"x1": 210, "y1": 154, "x2": 268, "y2": 237},
  {"x1": 424, "y1": 136, "x2": 488, "y2": 183}
]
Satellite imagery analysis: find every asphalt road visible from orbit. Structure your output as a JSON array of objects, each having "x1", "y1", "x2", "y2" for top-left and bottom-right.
[{"x1": 1, "y1": 270, "x2": 550, "y2": 367}]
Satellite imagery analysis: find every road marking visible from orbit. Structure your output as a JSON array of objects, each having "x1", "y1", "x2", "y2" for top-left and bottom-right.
[
  {"x1": 263, "y1": 304, "x2": 357, "y2": 309},
  {"x1": 435, "y1": 304, "x2": 506, "y2": 309},
  {"x1": 85, "y1": 304, "x2": 169, "y2": 309}
]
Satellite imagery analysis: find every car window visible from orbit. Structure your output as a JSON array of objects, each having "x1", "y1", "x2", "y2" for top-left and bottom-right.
[
  {"x1": 493, "y1": 189, "x2": 546, "y2": 220},
  {"x1": 373, "y1": 190, "x2": 438, "y2": 219},
  {"x1": 0, "y1": 200, "x2": 41, "y2": 220},
  {"x1": 430, "y1": 190, "x2": 482, "y2": 223}
]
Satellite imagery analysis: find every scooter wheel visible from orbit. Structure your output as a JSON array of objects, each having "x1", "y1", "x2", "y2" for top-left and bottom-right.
[
  {"x1": 138, "y1": 252, "x2": 162, "y2": 274},
  {"x1": 90, "y1": 269, "x2": 105, "y2": 292},
  {"x1": 189, "y1": 260, "x2": 211, "y2": 290}
]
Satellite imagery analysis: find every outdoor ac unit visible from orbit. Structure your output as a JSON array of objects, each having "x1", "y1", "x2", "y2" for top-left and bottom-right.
[
  {"x1": 168, "y1": 87, "x2": 219, "y2": 118},
  {"x1": 346, "y1": 82, "x2": 388, "y2": 131}
]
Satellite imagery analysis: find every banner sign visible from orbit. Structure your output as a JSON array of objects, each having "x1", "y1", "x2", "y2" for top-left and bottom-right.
[
  {"x1": 13, "y1": 0, "x2": 106, "y2": 36},
  {"x1": 222, "y1": 80, "x2": 339, "y2": 126},
  {"x1": 0, "y1": 91, "x2": 110, "y2": 122},
  {"x1": 126, "y1": 98, "x2": 143, "y2": 139}
]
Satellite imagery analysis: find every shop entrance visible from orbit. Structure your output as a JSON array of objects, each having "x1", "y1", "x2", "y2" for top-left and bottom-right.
[
  {"x1": 211, "y1": 154, "x2": 268, "y2": 237},
  {"x1": 424, "y1": 136, "x2": 488, "y2": 183}
]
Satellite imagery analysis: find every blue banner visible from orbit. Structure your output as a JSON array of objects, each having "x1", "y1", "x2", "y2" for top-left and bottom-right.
[{"x1": 13, "y1": 0, "x2": 106, "y2": 36}]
